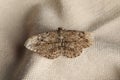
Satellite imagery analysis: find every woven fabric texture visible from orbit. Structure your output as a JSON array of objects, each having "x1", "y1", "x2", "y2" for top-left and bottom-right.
[{"x1": 0, "y1": 0, "x2": 120, "y2": 80}]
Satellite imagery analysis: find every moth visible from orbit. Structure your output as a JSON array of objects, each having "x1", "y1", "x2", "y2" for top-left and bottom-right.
[{"x1": 24, "y1": 27, "x2": 92, "y2": 59}]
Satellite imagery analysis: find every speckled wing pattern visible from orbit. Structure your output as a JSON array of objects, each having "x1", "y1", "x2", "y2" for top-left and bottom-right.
[
  {"x1": 24, "y1": 27, "x2": 92, "y2": 59},
  {"x1": 62, "y1": 30, "x2": 92, "y2": 58},
  {"x1": 24, "y1": 31, "x2": 61, "y2": 59}
]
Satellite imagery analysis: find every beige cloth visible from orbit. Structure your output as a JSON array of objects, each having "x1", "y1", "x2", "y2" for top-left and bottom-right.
[{"x1": 0, "y1": 0, "x2": 120, "y2": 80}]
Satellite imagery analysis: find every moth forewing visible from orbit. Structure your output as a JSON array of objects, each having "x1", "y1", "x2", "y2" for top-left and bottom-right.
[{"x1": 24, "y1": 27, "x2": 93, "y2": 59}]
